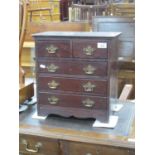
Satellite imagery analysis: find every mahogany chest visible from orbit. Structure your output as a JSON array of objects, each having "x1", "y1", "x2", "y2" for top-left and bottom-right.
[{"x1": 33, "y1": 32, "x2": 121, "y2": 122}]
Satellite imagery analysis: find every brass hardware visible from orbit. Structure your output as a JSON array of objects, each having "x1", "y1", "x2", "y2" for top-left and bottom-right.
[
  {"x1": 83, "y1": 82, "x2": 96, "y2": 92},
  {"x1": 48, "y1": 96, "x2": 59, "y2": 105},
  {"x1": 48, "y1": 80, "x2": 59, "y2": 89},
  {"x1": 47, "y1": 64, "x2": 59, "y2": 72},
  {"x1": 82, "y1": 98, "x2": 95, "y2": 108},
  {"x1": 83, "y1": 46, "x2": 95, "y2": 56},
  {"x1": 21, "y1": 139, "x2": 42, "y2": 153},
  {"x1": 83, "y1": 65, "x2": 96, "y2": 75},
  {"x1": 46, "y1": 44, "x2": 58, "y2": 54}
]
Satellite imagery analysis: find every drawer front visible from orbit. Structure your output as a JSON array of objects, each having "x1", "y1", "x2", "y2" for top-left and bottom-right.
[
  {"x1": 37, "y1": 59, "x2": 108, "y2": 77},
  {"x1": 38, "y1": 92, "x2": 107, "y2": 110},
  {"x1": 19, "y1": 134, "x2": 60, "y2": 155},
  {"x1": 61, "y1": 141, "x2": 100, "y2": 155},
  {"x1": 61, "y1": 141, "x2": 132, "y2": 155},
  {"x1": 36, "y1": 40, "x2": 71, "y2": 58},
  {"x1": 38, "y1": 76, "x2": 108, "y2": 96},
  {"x1": 72, "y1": 39, "x2": 108, "y2": 59},
  {"x1": 100, "y1": 146, "x2": 132, "y2": 155},
  {"x1": 129, "y1": 149, "x2": 135, "y2": 155}
]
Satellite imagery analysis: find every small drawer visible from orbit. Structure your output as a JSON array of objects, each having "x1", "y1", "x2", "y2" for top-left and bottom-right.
[
  {"x1": 19, "y1": 134, "x2": 60, "y2": 155},
  {"x1": 38, "y1": 76, "x2": 108, "y2": 96},
  {"x1": 36, "y1": 40, "x2": 71, "y2": 58},
  {"x1": 72, "y1": 39, "x2": 108, "y2": 59},
  {"x1": 38, "y1": 92, "x2": 107, "y2": 110},
  {"x1": 37, "y1": 59, "x2": 108, "y2": 77}
]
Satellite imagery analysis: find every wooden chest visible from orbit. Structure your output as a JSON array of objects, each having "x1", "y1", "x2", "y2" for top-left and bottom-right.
[{"x1": 33, "y1": 32, "x2": 120, "y2": 122}]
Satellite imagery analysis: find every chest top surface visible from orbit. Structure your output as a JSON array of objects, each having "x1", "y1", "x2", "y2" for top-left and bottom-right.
[{"x1": 32, "y1": 31, "x2": 121, "y2": 38}]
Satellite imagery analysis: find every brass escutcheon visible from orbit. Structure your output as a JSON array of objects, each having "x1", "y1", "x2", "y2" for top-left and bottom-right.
[
  {"x1": 48, "y1": 80, "x2": 59, "y2": 89},
  {"x1": 21, "y1": 139, "x2": 42, "y2": 153},
  {"x1": 48, "y1": 96, "x2": 59, "y2": 105},
  {"x1": 47, "y1": 64, "x2": 59, "y2": 72},
  {"x1": 82, "y1": 98, "x2": 95, "y2": 108},
  {"x1": 83, "y1": 46, "x2": 95, "y2": 56},
  {"x1": 83, "y1": 82, "x2": 96, "y2": 92},
  {"x1": 83, "y1": 65, "x2": 96, "y2": 75},
  {"x1": 46, "y1": 44, "x2": 58, "y2": 54}
]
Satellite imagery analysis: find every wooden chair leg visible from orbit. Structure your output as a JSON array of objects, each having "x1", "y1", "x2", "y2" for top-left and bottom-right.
[
  {"x1": 30, "y1": 11, "x2": 33, "y2": 22},
  {"x1": 19, "y1": 67, "x2": 25, "y2": 85},
  {"x1": 49, "y1": 10, "x2": 53, "y2": 21},
  {"x1": 119, "y1": 84, "x2": 133, "y2": 101}
]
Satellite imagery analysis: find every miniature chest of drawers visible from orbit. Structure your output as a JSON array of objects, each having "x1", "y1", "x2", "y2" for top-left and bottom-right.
[{"x1": 33, "y1": 32, "x2": 121, "y2": 122}]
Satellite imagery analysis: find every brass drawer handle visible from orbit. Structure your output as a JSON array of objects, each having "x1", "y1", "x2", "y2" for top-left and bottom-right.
[
  {"x1": 83, "y1": 65, "x2": 96, "y2": 75},
  {"x1": 48, "y1": 96, "x2": 59, "y2": 105},
  {"x1": 83, "y1": 46, "x2": 95, "y2": 56},
  {"x1": 82, "y1": 98, "x2": 95, "y2": 108},
  {"x1": 21, "y1": 139, "x2": 42, "y2": 153},
  {"x1": 83, "y1": 82, "x2": 96, "y2": 92},
  {"x1": 47, "y1": 64, "x2": 59, "y2": 72},
  {"x1": 46, "y1": 44, "x2": 58, "y2": 54},
  {"x1": 48, "y1": 80, "x2": 59, "y2": 89}
]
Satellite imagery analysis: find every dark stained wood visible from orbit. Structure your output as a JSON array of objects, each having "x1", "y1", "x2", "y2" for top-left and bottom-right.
[
  {"x1": 37, "y1": 59, "x2": 108, "y2": 77},
  {"x1": 61, "y1": 140, "x2": 133, "y2": 155},
  {"x1": 38, "y1": 92, "x2": 107, "y2": 109},
  {"x1": 33, "y1": 32, "x2": 120, "y2": 122},
  {"x1": 38, "y1": 75, "x2": 108, "y2": 96},
  {"x1": 60, "y1": 0, "x2": 69, "y2": 21},
  {"x1": 72, "y1": 39, "x2": 108, "y2": 59},
  {"x1": 99, "y1": 145, "x2": 132, "y2": 155},
  {"x1": 36, "y1": 40, "x2": 71, "y2": 58},
  {"x1": 129, "y1": 149, "x2": 135, "y2": 155},
  {"x1": 60, "y1": 140, "x2": 100, "y2": 155}
]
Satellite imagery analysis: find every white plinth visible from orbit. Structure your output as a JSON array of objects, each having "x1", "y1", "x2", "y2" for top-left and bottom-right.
[
  {"x1": 93, "y1": 115, "x2": 119, "y2": 128},
  {"x1": 32, "y1": 111, "x2": 47, "y2": 120}
]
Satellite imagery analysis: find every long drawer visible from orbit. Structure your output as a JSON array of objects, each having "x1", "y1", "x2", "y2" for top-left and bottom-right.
[
  {"x1": 38, "y1": 75, "x2": 108, "y2": 96},
  {"x1": 36, "y1": 40, "x2": 71, "y2": 58},
  {"x1": 37, "y1": 59, "x2": 108, "y2": 77},
  {"x1": 38, "y1": 92, "x2": 108, "y2": 110}
]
